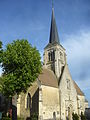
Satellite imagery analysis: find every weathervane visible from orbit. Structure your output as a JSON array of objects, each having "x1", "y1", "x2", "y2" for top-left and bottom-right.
[{"x1": 52, "y1": 0, "x2": 54, "y2": 8}]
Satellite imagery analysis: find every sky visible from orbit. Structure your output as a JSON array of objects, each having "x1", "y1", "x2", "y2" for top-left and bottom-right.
[{"x1": 0, "y1": 0, "x2": 90, "y2": 106}]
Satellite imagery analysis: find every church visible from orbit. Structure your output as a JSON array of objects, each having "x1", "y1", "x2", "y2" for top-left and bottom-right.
[{"x1": 17, "y1": 5, "x2": 88, "y2": 120}]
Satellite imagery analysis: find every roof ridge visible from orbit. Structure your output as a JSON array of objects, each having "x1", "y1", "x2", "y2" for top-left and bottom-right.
[{"x1": 73, "y1": 80, "x2": 84, "y2": 96}]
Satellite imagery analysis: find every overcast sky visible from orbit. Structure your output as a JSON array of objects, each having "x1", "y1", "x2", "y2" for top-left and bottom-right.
[{"x1": 0, "y1": 0, "x2": 90, "y2": 106}]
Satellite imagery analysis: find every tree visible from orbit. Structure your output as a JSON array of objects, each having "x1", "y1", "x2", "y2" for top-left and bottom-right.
[
  {"x1": 1, "y1": 39, "x2": 42, "y2": 96},
  {"x1": 0, "y1": 39, "x2": 42, "y2": 120}
]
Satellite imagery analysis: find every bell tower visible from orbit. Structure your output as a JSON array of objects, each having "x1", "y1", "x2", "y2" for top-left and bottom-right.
[{"x1": 43, "y1": 5, "x2": 67, "y2": 79}]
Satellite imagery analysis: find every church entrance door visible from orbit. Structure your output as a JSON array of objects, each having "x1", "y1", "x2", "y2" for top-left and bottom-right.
[{"x1": 67, "y1": 106, "x2": 72, "y2": 120}]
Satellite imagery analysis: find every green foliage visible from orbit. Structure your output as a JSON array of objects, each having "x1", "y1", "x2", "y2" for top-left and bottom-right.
[
  {"x1": 0, "y1": 41, "x2": 3, "y2": 91},
  {"x1": 72, "y1": 112, "x2": 79, "y2": 120},
  {"x1": 30, "y1": 113, "x2": 38, "y2": 120},
  {"x1": 80, "y1": 112, "x2": 86, "y2": 120},
  {"x1": 0, "y1": 41, "x2": 2, "y2": 49},
  {"x1": 1, "y1": 39, "x2": 42, "y2": 97},
  {"x1": 0, "y1": 77, "x2": 3, "y2": 92},
  {"x1": 1, "y1": 113, "x2": 11, "y2": 120},
  {"x1": 17, "y1": 116, "x2": 24, "y2": 120},
  {"x1": 2, "y1": 117, "x2": 11, "y2": 120}
]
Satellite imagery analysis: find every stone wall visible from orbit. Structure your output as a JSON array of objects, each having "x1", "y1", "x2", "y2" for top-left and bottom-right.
[
  {"x1": 43, "y1": 44, "x2": 66, "y2": 79},
  {"x1": 39, "y1": 85, "x2": 60, "y2": 120},
  {"x1": 59, "y1": 65, "x2": 78, "y2": 120},
  {"x1": 17, "y1": 82, "x2": 39, "y2": 120},
  {"x1": 77, "y1": 95, "x2": 85, "y2": 115}
]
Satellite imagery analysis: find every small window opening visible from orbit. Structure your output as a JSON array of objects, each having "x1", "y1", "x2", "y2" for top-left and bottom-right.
[{"x1": 27, "y1": 93, "x2": 31, "y2": 109}]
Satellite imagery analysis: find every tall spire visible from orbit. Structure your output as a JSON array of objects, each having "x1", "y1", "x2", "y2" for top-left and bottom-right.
[{"x1": 49, "y1": 1, "x2": 60, "y2": 44}]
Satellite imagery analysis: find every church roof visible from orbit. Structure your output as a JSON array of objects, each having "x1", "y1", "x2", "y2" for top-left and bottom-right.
[
  {"x1": 73, "y1": 80, "x2": 84, "y2": 96},
  {"x1": 38, "y1": 68, "x2": 58, "y2": 88},
  {"x1": 49, "y1": 7, "x2": 60, "y2": 44}
]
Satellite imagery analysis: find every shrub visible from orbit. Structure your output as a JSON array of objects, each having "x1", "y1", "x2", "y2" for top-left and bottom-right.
[
  {"x1": 30, "y1": 113, "x2": 38, "y2": 120},
  {"x1": 17, "y1": 116, "x2": 24, "y2": 120},
  {"x1": 72, "y1": 112, "x2": 79, "y2": 120},
  {"x1": 80, "y1": 112, "x2": 86, "y2": 120},
  {"x1": 2, "y1": 117, "x2": 11, "y2": 120}
]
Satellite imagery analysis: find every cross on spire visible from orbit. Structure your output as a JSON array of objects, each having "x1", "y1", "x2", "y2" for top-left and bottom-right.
[{"x1": 52, "y1": 0, "x2": 54, "y2": 9}]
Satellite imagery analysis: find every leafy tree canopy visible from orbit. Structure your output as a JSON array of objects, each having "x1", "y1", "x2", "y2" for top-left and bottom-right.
[
  {"x1": 0, "y1": 39, "x2": 42, "y2": 97},
  {"x1": 0, "y1": 77, "x2": 3, "y2": 92}
]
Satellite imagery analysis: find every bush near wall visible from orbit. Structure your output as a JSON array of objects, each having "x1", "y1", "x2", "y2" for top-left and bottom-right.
[
  {"x1": 17, "y1": 117, "x2": 24, "y2": 120},
  {"x1": 80, "y1": 112, "x2": 86, "y2": 120},
  {"x1": 72, "y1": 112, "x2": 79, "y2": 120},
  {"x1": 30, "y1": 113, "x2": 38, "y2": 120},
  {"x1": 2, "y1": 117, "x2": 11, "y2": 120}
]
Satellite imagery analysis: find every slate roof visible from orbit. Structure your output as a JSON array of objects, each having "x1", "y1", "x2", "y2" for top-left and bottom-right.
[
  {"x1": 38, "y1": 68, "x2": 84, "y2": 96},
  {"x1": 49, "y1": 8, "x2": 60, "y2": 44},
  {"x1": 73, "y1": 80, "x2": 84, "y2": 96},
  {"x1": 38, "y1": 68, "x2": 58, "y2": 88}
]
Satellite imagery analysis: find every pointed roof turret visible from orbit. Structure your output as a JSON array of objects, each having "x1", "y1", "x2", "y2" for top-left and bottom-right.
[{"x1": 49, "y1": 7, "x2": 60, "y2": 44}]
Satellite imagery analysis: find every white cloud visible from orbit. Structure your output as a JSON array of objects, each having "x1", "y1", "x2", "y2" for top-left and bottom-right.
[
  {"x1": 63, "y1": 30, "x2": 90, "y2": 90},
  {"x1": 76, "y1": 78, "x2": 90, "y2": 90},
  {"x1": 63, "y1": 30, "x2": 90, "y2": 61},
  {"x1": 62, "y1": 30, "x2": 90, "y2": 106}
]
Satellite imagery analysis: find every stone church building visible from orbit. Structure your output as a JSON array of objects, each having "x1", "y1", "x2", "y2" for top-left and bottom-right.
[{"x1": 17, "y1": 7, "x2": 88, "y2": 120}]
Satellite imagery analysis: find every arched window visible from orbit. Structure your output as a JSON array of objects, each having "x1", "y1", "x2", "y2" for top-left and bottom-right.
[
  {"x1": 53, "y1": 112, "x2": 56, "y2": 119},
  {"x1": 48, "y1": 52, "x2": 51, "y2": 61},
  {"x1": 53, "y1": 50, "x2": 55, "y2": 60},
  {"x1": 25, "y1": 93, "x2": 31, "y2": 109},
  {"x1": 51, "y1": 50, "x2": 55, "y2": 61},
  {"x1": 51, "y1": 52, "x2": 53, "y2": 61},
  {"x1": 48, "y1": 50, "x2": 55, "y2": 61},
  {"x1": 67, "y1": 79, "x2": 71, "y2": 89}
]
